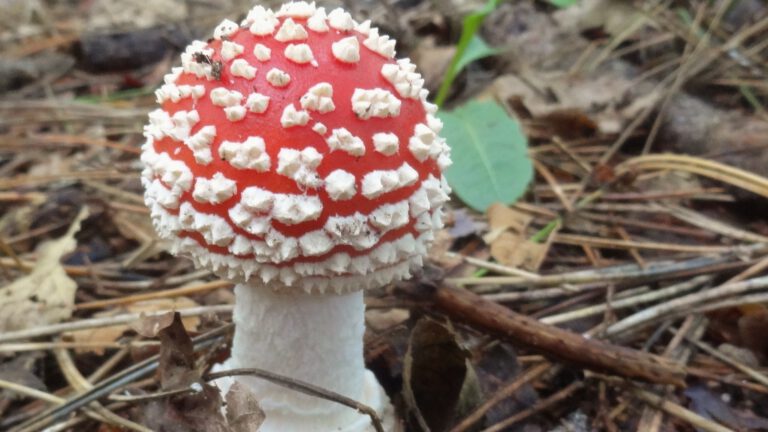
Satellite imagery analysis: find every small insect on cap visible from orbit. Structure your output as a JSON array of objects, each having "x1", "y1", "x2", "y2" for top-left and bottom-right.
[{"x1": 141, "y1": 1, "x2": 452, "y2": 294}]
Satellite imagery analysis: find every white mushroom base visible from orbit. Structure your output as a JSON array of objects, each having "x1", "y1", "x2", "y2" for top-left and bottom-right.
[{"x1": 212, "y1": 284, "x2": 397, "y2": 431}]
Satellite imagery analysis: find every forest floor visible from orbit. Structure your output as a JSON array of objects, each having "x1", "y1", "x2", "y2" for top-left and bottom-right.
[{"x1": 1, "y1": 0, "x2": 768, "y2": 431}]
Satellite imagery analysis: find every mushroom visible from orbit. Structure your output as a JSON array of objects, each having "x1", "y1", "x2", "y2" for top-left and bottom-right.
[{"x1": 140, "y1": 2, "x2": 451, "y2": 430}]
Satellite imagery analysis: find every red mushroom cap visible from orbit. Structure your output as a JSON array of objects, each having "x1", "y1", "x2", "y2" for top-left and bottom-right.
[{"x1": 141, "y1": 2, "x2": 451, "y2": 293}]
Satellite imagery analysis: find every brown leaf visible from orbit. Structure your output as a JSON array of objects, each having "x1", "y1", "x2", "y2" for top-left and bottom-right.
[
  {"x1": 0, "y1": 208, "x2": 87, "y2": 333},
  {"x1": 402, "y1": 317, "x2": 481, "y2": 432},
  {"x1": 489, "y1": 231, "x2": 550, "y2": 271},
  {"x1": 225, "y1": 382, "x2": 265, "y2": 432},
  {"x1": 143, "y1": 385, "x2": 229, "y2": 432},
  {"x1": 158, "y1": 312, "x2": 198, "y2": 390},
  {"x1": 486, "y1": 203, "x2": 532, "y2": 233},
  {"x1": 143, "y1": 312, "x2": 229, "y2": 432},
  {"x1": 130, "y1": 310, "x2": 175, "y2": 338}
]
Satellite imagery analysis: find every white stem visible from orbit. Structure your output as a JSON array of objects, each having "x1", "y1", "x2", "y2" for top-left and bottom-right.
[{"x1": 223, "y1": 283, "x2": 393, "y2": 431}]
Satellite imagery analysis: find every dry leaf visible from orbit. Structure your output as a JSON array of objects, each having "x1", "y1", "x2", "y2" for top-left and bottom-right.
[
  {"x1": 403, "y1": 318, "x2": 481, "y2": 432},
  {"x1": 67, "y1": 297, "x2": 200, "y2": 355},
  {"x1": 489, "y1": 231, "x2": 550, "y2": 271},
  {"x1": 484, "y1": 203, "x2": 548, "y2": 271},
  {"x1": 158, "y1": 312, "x2": 197, "y2": 390},
  {"x1": 143, "y1": 313, "x2": 228, "y2": 432},
  {"x1": 0, "y1": 207, "x2": 87, "y2": 333},
  {"x1": 225, "y1": 382, "x2": 266, "y2": 432},
  {"x1": 491, "y1": 71, "x2": 659, "y2": 135},
  {"x1": 486, "y1": 203, "x2": 532, "y2": 233},
  {"x1": 130, "y1": 310, "x2": 175, "y2": 338}
]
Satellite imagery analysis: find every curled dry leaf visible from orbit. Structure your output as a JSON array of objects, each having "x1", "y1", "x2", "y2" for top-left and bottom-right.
[
  {"x1": 143, "y1": 313, "x2": 229, "y2": 432},
  {"x1": 0, "y1": 207, "x2": 87, "y2": 333},
  {"x1": 157, "y1": 312, "x2": 197, "y2": 390},
  {"x1": 225, "y1": 382, "x2": 266, "y2": 432},
  {"x1": 403, "y1": 317, "x2": 482, "y2": 432}
]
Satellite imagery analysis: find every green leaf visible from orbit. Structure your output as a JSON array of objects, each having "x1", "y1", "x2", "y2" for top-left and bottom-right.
[
  {"x1": 439, "y1": 100, "x2": 533, "y2": 211},
  {"x1": 547, "y1": 0, "x2": 579, "y2": 8},
  {"x1": 435, "y1": 0, "x2": 501, "y2": 106}
]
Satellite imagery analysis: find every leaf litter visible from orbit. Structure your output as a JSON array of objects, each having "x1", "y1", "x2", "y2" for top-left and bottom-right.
[{"x1": 2, "y1": 0, "x2": 768, "y2": 431}]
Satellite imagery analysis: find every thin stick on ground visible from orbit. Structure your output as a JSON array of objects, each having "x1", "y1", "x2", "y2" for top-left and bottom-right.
[
  {"x1": 204, "y1": 369, "x2": 385, "y2": 432},
  {"x1": 431, "y1": 285, "x2": 687, "y2": 387},
  {"x1": 450, "y1": 362, "x2": 555, "y2": 432},
  {"x1": 481, "y1": 381, "x2": 584, "y2": 432},
  {"x1": 632, "y1": 388, "x2": 733, "y2": 432}
]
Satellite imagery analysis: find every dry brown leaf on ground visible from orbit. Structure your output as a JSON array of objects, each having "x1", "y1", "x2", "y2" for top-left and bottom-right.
[
  {"x1": 491, "y1": 72, "x2": 658, "y2": 136},
  {"x1": 225, "y1": 382, "x2": 266, "y2": 432},
  {"x1": 403, "y1": 317, "x2": 482, "y2": 432},
  {"x1": 485, "y1": 203, "x2": 532, "y2": 241},
  {"x1": 483, "y1": 203, "x2": 549, "y2": 271},
  {"x1": 490, "y1": 231, "x2": 551, "y2": 271},
  {"x1": 66, "y1": 297, "x2": 200, "y2": 355},
  {"x1": 142, "y1": 313, "x2": 229, "y2": 432},
  {"x1": 0, "y1": 207, "x2": 87, "y2": 333}
]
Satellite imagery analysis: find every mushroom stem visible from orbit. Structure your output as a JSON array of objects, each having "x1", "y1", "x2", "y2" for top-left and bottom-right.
[{"x1": 218, "y1": 283, "x2": 393, "y2": 431}]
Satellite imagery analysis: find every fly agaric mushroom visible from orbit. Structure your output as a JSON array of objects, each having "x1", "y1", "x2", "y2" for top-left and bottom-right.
[{"x1": 141, "y1": 2, "x2": 450, "y2": 430}]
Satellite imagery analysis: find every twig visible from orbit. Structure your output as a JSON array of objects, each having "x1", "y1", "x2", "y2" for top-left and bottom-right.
[
  {"x1": 432, "y1": 285, "x2": 686, "y2": 386},
  {"x1": 450, "y1": 362, "x2": 554, "y2": 432},
  {"x1": 541, "y1": 275, "x2": 710, "y2": 325},
  {"x1": 53, "y1": 343, "x2": 151, "y2": 432},
  {"x1": 7, "y1": 324, "x2": 233, "y2": 432},
  {"x1": 554, "y1": 233, "x2": 746, "y2": 254},
  {"x1": 450, "y1": 246, "x2": 765, "y2": 288},
  {"x1": 685, "y1": 338, "x2": 768, "y2": 388},
  {"x1": 606, "y1": 275, "x2": 768, "y2": 337},
  {"x1": 481, "y1": 381, "x2": 584, "y2": 432},
  {"x1": 632, "y1": 388, "x2": 734, "y2": 432},
  {"x1": 616, "y1": 154, "x2": 768, "y2": 199},
  {"x1": 75, "y1": 280, "x2": 232, "y2": 310},
  {"x1": 0, "y1": 305, "x2": 232, "y2": 343},
  {"x1": 206, "y1": 368, "x2": 385, "y2": 432},
  {"x1": 443, "y1": 252, "x2": 540, "y2": 280},
  {"x1": 0, "y1": 377, "x2": 64, "y2": 405}
]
